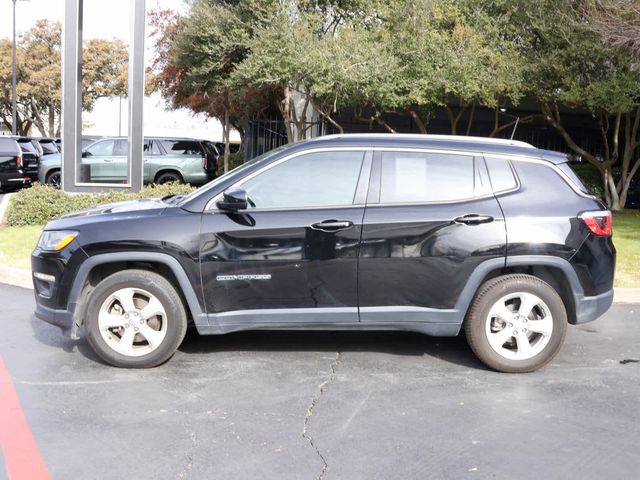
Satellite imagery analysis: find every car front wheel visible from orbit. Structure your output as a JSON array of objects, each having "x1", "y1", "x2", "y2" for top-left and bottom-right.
[
  {"x1": 464, "y1": 274, "x2": 568, "y2": 373},
  {"x1": 84, "y1": 270, "x2": 187, "y2": 368}
]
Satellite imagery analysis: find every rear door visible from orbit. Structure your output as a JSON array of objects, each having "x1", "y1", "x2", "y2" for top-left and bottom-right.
[{"x1": 358, "y1": 149, "x2": 506, "y2": 321}]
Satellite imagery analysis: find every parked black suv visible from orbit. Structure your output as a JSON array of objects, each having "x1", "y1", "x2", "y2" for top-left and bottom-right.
[
  {"x1": 0, "y1": 137, "x2": 31, "y2": 192},
  {"x1": 14, "y1": 136, "x2": 43, "y2": 182},
  {"x1": 31, "y1": 134, "x2": 615, "y2": 372}
]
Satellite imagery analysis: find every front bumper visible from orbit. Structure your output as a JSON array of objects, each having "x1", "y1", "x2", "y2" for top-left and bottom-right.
[
  {"x1": 32, "y1": 242, "x2": 88, "y2": 338},
  {"x1": 34, "y1": 301, "x2": 80, "y2": 339},
  {"x1": 573, "y1": 289, "x2": 614, "y2": 324}
]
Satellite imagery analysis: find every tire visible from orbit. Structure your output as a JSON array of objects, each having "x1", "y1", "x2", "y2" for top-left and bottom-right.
[
  {"x1": 464, "y1": 274, "x2": 567, "y2": 373},
  {"x1": 155, "y1": 171, "x2": 184, "y2": 185},
  {"x1": 84, "y1": 269, "x2": 188, "y2": 368},
  {"x1": 45, "y1": 170, "x2": 62, "y2": 189}
]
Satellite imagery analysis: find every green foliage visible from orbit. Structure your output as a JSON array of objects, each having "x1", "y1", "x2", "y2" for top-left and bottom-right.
[{"x1": 6, "y1": 183, "x2": 195, "y2": 227}]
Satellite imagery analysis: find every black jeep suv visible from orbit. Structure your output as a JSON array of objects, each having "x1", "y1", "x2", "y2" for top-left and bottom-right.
[{"x1": 31, "y1": 134, "x2": 615, "y2": 372}]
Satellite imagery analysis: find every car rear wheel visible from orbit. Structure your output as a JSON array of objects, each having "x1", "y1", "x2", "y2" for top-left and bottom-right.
[
  {"x1": 45, "y1": 170, "x2": 61, "y2": 189},
  {"x1": 84, "y1": 270, "x2": 187, "y2": 368},
  {"x1": 464, "y1": 274, "x2": 567, "y2": 373},
  {"x1": 155, "y1": 171, "x2": 184, "y2": 185}
]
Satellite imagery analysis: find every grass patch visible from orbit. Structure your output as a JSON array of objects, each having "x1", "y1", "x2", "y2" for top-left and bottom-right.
[
  {"x1": 612, "y1": 209, "x2": 640, "y2": 288},
  {"x1": 0, "y1": 211, "x2": 637, "y2": 287},
  {"x1": 0, "y1": 225, "x2": 42, "y2": 270}
]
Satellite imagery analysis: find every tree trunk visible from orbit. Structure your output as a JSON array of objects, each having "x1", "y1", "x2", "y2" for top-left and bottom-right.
[
  {"x1": 406, "y1": 109, "x2": 427, "y2": 134},
  {"x1": 48, "y1": 104, "x2": 55, "y2": 137},
  {"x1": 279, "y1": 84, "x2": 294, "y2": 143},
  {"x1": 465, "y1": 103, "x2": 476, "y2": 136},
  {"x1": 223, "y1": 107, "x2": 230, "y2": 174}
]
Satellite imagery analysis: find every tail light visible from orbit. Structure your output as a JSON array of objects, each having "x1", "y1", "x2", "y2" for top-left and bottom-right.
[
  {"x1": 581, "y1": 211, "x2": 612, "y2": 236},
  {"x1": 16, "y1": 155, "x2": 22, "y2": 167}
]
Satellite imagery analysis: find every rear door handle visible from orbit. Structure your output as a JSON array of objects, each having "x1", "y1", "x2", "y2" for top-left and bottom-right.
[
  {"x1": 310, "y1": 220, "x2": 354, "y2": 232},
  {"x1": 454, "y1": 214, "x2": 494, "y2": 225}
]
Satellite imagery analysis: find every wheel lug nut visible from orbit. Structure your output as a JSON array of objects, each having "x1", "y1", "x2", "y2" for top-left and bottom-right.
[
  {"x1": 513, "y1": 330, "x2": 518, "y2": 335},
  {"x1": 523, "y1": 328, "x2": 527, "y2": 333},
  {"x1": 508, "y1": 323, "x2": 513, "y2": 327},
  {"x1": 139, "y1": 319, "x2": 143, "y2": 324},
  {"x1": 125, "y1": 314, "x2": 129, "y2": 319},
  {"x1": 134, "y1": 327, "x2": 139, "y2": 332}
]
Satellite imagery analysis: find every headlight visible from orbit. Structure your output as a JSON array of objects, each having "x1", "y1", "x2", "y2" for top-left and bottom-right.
[{"x1": 38, "y1": 230, "x2": 79, "y2": 251}]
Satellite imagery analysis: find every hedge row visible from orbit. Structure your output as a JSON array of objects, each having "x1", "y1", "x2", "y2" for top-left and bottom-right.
[{"x1": 6, "y1": 183, "x2": 196, "y2": 226}]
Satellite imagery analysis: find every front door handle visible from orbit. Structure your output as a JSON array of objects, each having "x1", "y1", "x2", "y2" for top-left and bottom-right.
[
  {"x1": 310, "y1": 220, "x2": 354, "y2": 232},
  {"x1": 454, "y1": 214, "x2": 494, "y2": 225}
]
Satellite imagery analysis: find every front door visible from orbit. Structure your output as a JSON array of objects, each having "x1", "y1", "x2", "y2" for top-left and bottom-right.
[
  {"x1": 358, "y1": 150, "x2": 507, "y2": 322},
  {"x1": 200, "y1": 149, "x2": 371, "y2": 327}
]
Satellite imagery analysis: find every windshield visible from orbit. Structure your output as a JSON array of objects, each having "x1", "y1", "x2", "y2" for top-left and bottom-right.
[{"x1": 174, "y1": 146, "x2": 288, "y2": 206}]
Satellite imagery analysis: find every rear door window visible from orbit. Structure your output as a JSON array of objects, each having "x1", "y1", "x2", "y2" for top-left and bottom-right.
[
  {"x1": 380, "y1": 151, "x2": 475, "y2": 203},
  {"x1": 485, "y1": 157, "x2": 518, "y2": 193}
]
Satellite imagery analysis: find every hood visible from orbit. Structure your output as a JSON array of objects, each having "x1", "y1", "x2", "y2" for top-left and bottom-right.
[{"x1": 46, "y1": 197, "x2": 168, "y2": 230}]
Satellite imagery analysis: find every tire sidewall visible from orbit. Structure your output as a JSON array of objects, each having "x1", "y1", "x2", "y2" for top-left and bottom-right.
[
  {"x1": 466, "y1": 276, "x2": 567, "y2": 373},
  {"x1": 84, "y1": 271, "x2": 186, "y2": 368},
  {"x1": 156, "y1": 172, "x2": 183, "y2": 185},
  {"x1": 46, "y1": 171, "x2": 61, "y2": 189}
]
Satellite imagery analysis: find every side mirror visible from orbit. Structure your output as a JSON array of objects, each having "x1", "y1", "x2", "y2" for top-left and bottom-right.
[
  {"x1": 216, "y1": 188, "x2": 249, "y2": 212},
  {"x1": 82, "y1": 151, "x2": 91, "y2": 158}
]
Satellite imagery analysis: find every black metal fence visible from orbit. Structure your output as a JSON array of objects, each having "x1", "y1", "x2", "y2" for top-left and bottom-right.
[{"x1": 244, "y1": 109, "x2": 606, "y2": 161}]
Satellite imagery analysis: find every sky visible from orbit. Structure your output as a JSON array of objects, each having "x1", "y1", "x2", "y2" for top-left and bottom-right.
[{"x1": 0, "y1": 0, "x2": 237, "y2": 141}]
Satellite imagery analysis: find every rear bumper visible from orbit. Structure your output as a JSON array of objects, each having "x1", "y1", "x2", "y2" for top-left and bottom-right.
[
  {"x1": 0, "y1": 176, "x2": 31, "y2": 190},
  {"x1": 573, "y1": 289, "x2": 614, "y2": 324}
]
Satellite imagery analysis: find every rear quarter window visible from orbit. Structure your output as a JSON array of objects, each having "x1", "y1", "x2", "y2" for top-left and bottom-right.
[
  {"x1": 161, "y1": 140, "x2": 203, "y2": 155},
  {"x1": 0, "y1": 138, "x2": 20, "y2": 153},
  {"x1": 557, "y1": 162, "x2": 593, "y2": 195}
]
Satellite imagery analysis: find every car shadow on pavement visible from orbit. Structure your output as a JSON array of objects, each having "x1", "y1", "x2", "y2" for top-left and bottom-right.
[
  {"x1": 178, "y1": 328, "x2": 490, "y2": 371},
  {"x1": 29, "y1": 315, "x2": 104, "y2": 363},
  {"x1": 29, "y1": 315, "x2": 488, "y2": 371}
]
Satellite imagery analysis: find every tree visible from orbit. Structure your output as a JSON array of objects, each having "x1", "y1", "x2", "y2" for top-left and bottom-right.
[
  {"x1": 148, "y1": 3, "x2": 279, "y2": 171},
  {"x1": 581, "y1": 0, "x2": 640, "y2": 60},
  {"x1": 508, "y1": 0, "x2": 640, "y2": 210},
  {"x1": 0, "y1": 20, "x2": 128, "y2": 136}
]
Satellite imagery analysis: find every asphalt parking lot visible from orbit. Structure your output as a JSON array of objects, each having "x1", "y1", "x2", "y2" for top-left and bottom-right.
[{"x1": 1, "y1": 283, "x2": 639, "y2": 480}]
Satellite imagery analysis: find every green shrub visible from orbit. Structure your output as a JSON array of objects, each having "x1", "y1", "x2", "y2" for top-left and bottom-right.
[
  {"x1": 216, "y1": 151, "x2": 245, "y2": 176},
  {"x1": 6, "y1": 183, "x2": 196, "y2": 226}
]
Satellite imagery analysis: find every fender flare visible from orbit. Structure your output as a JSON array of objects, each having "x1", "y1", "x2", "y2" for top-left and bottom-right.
[
  {"x1": 67, "y1": 252, "x2": 207, "y2": 336},
  {"x1": 453, "y1": 255, "x2": 583, "y2": 320}
]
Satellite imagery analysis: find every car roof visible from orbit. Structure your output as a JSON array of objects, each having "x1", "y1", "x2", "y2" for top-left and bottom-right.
[
  {"x1": 96, "y1": 136, "x2": 211, "y2": 142},
  {"x1": 300, "y1": 134, "x2": 569, "y2": 164}
]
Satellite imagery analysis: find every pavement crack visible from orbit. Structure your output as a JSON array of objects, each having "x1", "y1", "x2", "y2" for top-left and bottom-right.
[
  {"x1": 302, "y1": 351, "x2": 341, "y2": 480},
  {"x1": 176, "y1": 431, "x2": 197, "y2": 480}
]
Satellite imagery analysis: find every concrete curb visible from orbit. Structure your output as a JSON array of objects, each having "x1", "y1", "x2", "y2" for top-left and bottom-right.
[
  {"x1": 0, "y1": 192, "x2": 14, "y2": 225},
  {"x1": 0, "y1": 265, "x2": 32, "y2": 290},
  {"x1": 614, "y1": 288, "x2": 640, "y2": 304},
  {"x1": 1, "y1": 265, "x2": 639, "y2": 303}
]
